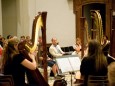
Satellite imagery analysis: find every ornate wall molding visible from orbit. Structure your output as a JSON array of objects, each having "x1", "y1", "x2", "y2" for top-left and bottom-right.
[{"x1": 73, "y1": 0, "x2": 112, "y2": 39}]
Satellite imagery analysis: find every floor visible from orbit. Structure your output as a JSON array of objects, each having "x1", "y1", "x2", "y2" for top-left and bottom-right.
[
  {"x1": 48, "y1": 73, "x2": 77, "y2": 86},
  {"x1": 39, "y1": 67, "x2": 82, "y2": 86}
]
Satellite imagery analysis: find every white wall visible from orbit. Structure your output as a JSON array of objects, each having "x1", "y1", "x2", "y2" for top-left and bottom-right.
[
  {"x1": 16, "y1": 0, "x2": 30, "y2": 38},
  {"x1": 2, "y1": 0, "x2": 76, "y2": 47},
  {"x1": 35, "y1": 0, "x2": 75, "y2": 47},
  {"x1": 0, "y1": 0, "x2": 2, "y2": 35}
]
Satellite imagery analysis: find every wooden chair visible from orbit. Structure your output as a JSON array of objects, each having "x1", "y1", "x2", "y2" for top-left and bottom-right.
[
  {"x1": 0, "y1": 75, "x2": 14, "y2": 86},
  {"x1": 88, "y1": 75, "x2": 109, "y2": 86}
]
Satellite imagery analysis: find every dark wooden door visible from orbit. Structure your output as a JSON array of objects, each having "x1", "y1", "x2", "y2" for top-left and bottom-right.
[{"x1": 110, "y1": 16, "x2": 115, "y2": 58}]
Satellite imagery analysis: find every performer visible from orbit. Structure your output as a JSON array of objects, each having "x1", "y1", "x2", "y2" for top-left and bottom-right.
[
  {"x1": 38, "y1": 36, "x2": 63, "y2": 79},
  {"x1": 80, "y1": 40, "x2": 108, "y2": 86},
  {"x1": 72, "y1": 38, "x2": 82, "y2": 59},
  {"x1": 1, "y1": 37, "x2": 38, "y2": 86},
  {"x1": 49, "y1": 38, "x2": 65, "y2": 58}
]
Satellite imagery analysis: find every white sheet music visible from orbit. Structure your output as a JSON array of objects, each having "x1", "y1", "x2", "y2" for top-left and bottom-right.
[
  {"x1": 56, "y1": 56, "x2": 81, "y2": 73},
  {"x1": 56, "y1": 58, "x2": 73, "y2": 73},
  {"x1": 68, "y1": 57, "x2": 81, "y2": 71}
]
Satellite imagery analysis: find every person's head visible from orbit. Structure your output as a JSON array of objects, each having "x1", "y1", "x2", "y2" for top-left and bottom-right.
[
  {"x1": 38, "y1": 36, "x2": 42, "y2": 44},
  {"x1": 7, "y1": 35, "x2": 12, "y2": 39},
  {"x1": 103, "y1": 35, "x2": 108, "y2": 40},
  {"x1": 75, "y1": 45, "x2": 81, "y2": 52},
  {"x1": 2, "y1": 37, "x2": 19, "y2": 68},
  {"x1": 26, "y1": 36, "x2": 31, "y2": 42},
  {"x1": 20, "y1": 36, "x2": 25, "y2": 42},
  {"x1": 51, "y1": 38, "x2": 58, "y2": 46},
  {"x1": 76, "y1": 37, "x2": 81, "y2": 45},
  {"x1": 101, "y1": 35, "x2": 109, "y2": 45},
  {"x1": 88, "y1": 39, "x2": 101, "y2": 56},
  {"x1": 108, "y1": 62, "x2": 115, "y2": 86},
  {"x1": 6, "y1": 38, "x2": 19, "y2": 55}
]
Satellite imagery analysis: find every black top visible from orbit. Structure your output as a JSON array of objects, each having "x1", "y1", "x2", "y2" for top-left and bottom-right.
[
  {"x1": 4, "y1": 53, "x2": 26, "y2": 86},
  {"x1": 80, "y1": 57, "x2": 107, "y2": 76},
  {"x1": 106, "y1": 55, "x2": 115, "y2": 65},
  {"x1": 80, "y1": 56, "x2": 108, "y2": 86}
]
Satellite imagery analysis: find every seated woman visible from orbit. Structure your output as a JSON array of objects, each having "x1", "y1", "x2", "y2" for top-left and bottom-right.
[
  {"x1": 72, "y1": 37, "x2": 88, "y2": 60},
  {"x1": 101, "y1": 35, "x2": 115, "y2": 64},
  {"x1": 73, "y1": 37, "x2": 82, "y2": 50},
  {"x1": 80, "y1": 39, "x2": 108, "y2": 86},
  {"x1": 1, "y1": 37, "x2": 38, "y2": 86},
  {"x1": 72, "y1": 44, "x2": 81, "y2": 60}
]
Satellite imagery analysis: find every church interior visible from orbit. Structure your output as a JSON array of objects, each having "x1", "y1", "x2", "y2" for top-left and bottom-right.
[{"x1": 0, "y1": 0, "x2": 115, "y2": 86}]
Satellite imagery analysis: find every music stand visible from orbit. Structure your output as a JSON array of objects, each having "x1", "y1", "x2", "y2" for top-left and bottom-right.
[{"x1": 55, "y1": 55, "x2": 81, "y2": 86}]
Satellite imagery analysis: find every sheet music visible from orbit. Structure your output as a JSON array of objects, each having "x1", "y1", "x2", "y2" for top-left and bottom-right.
[
  {"x1": 56, "y1": 55, "x2": 81, "y2": 73},
  {"x1": 68, "y1": 57, "x2": 81, "y2": 71},
  {"x1": 56, "y1": 58, "x2": 73, "y2": 73}
]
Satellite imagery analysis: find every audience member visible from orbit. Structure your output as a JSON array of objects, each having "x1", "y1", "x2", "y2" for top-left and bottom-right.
[
  {"x1": 49, "y1": 38, "x2": 65, "y2": 58},
  {"x1": 80, "y1": 39, "x2": 108, "y2": 86},
  {"x1": 0, "y1": 37, "x2": 3, "y2": 47},
  {"x1": 20, "y1": 35, "x2": 25, "y2": 42},
  {"x1": 7, "y1": 35, "x2": 12, "y2": 39},
  {"x1": 26, "y1": 36, "x2": 31, "y2": 44},
  {"x1": 1, "y1": 37, "x2": 37, "y2": 86},
  {"x1": 26, "y1": 36, "x2": 31, "y2": 41},
  {"x1": 0, "y1": 45, "x2": 3, "y2": 58},
  {"x1": 108, "y1": 62, "x2": 115, "y2": 86}
]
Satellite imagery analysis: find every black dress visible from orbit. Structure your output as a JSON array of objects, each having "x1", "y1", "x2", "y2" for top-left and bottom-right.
[
  {"x1": 80, "y1": 56, "x2": 108, "y2": 86},
  {"x1": 4, "y1": 53, "x2": 26, "y2": 86}
]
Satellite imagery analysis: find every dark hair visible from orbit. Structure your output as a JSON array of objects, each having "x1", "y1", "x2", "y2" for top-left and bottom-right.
[
  {"x1": 104, "y1": 35, "x2": 108, "y2": 40},
  {"x1": 7, "y1": 35, "x2": 12, "y2": 39},
  {"x1": 88, "y1": 39, "x2": 108, "y2": 72}
]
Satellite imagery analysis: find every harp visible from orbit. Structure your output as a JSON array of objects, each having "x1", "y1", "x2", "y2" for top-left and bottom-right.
[
  {"x1": 90, "y1": 10, "x2": 103, "y2": 44},
  {"x1": 80, "y1": 10, "x2": 103, "y2": 57},
  {"x1": 18, "y1": 12, "x2": 49, "y2": 86}
]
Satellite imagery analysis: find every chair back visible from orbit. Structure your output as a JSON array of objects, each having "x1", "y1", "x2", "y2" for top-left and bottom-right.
[
  {"x1": 0, "y1": 74, "x2": 14, "y2": 86},
  {"x1": 88, "y1": 75, "x2": 109, "y2": 86}
]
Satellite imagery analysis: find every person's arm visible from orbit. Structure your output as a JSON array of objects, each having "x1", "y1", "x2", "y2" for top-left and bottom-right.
[
  {"x1": 21, "y1": 53, "x2": 37, "y2": 70},
  {"x1": 49, "y1": 47, "x2": 63, "y2": 58},
  {"x1": 57, "y1": 45, "x2": 65, "y2": 54}
]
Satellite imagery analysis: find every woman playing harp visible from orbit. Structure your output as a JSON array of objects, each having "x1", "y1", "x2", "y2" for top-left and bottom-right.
[
  {"x1": 1, "y1": 12, "x2": 49, "y2": 86},
  {"x1": 1, "y1": 37, "x2": 38, "y2": 86}
]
